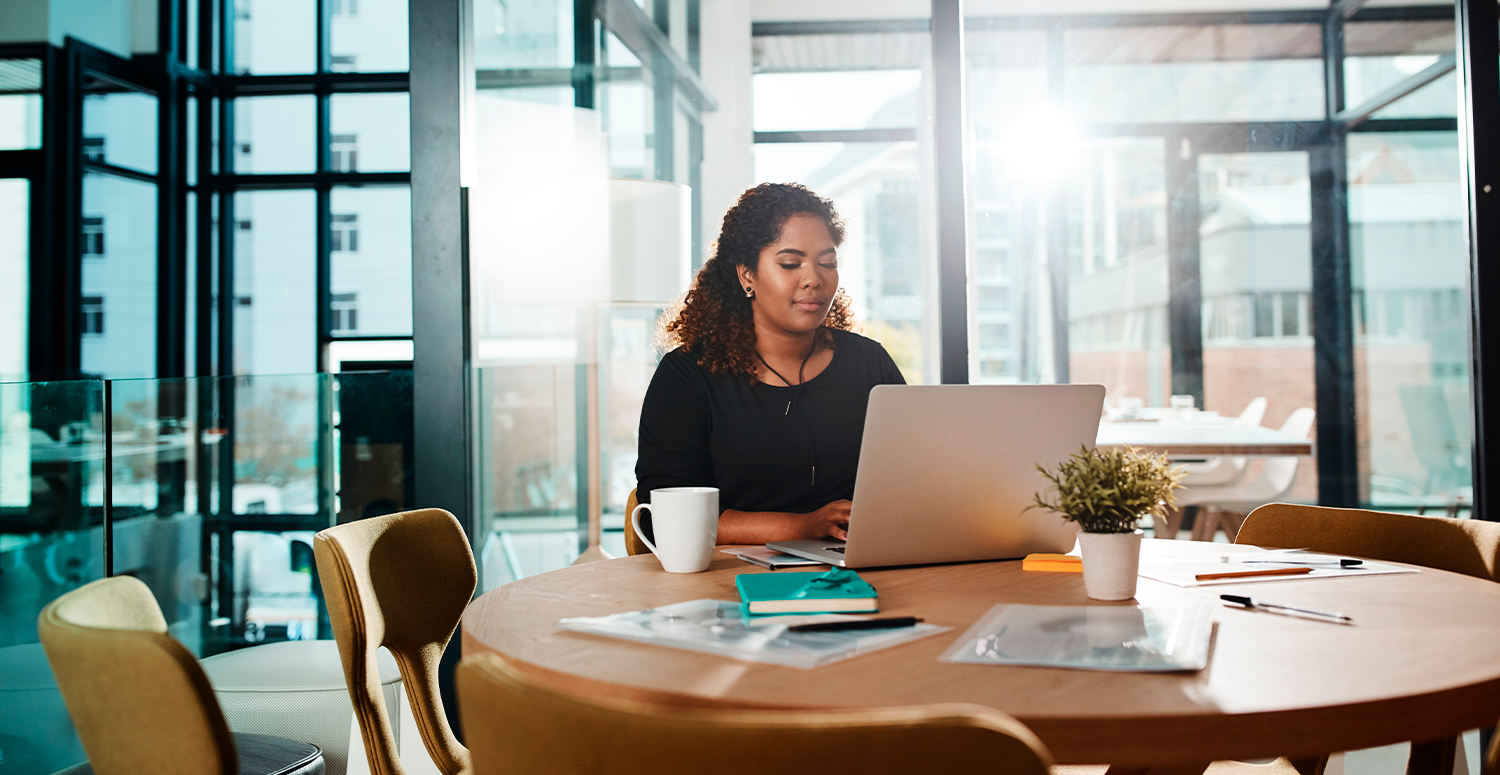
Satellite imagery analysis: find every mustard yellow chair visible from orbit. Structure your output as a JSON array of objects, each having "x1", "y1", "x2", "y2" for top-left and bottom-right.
[
  {"x1": 624, "y1": 488, "x2": 651, "y2": 556},
  {"x1": 1237, "y1": 503, "x2": 1500, "y2": 774},
  {"x1": 457, "y1": 650, "x2": 1052, "y2": 775},
  {"x1": 1236, "y1": 503, "x2": 1500, "y2": 581},
  {"x1": 314, "y1": 509, "x2": 476, "y2": 775},
  {"x1": 37, "y1": 576, "x2": 324, "y2": 775}
]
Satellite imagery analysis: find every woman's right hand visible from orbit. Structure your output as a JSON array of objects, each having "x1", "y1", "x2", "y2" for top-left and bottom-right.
[{"x1": 802, "y1": 500, "x2": 852, "y2": 541}]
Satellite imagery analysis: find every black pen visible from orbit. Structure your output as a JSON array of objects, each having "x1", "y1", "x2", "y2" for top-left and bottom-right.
[
  {"x1": 1221, "y1": 594, "x2": 1353, "y2": 624},
  {"x1": 1241, "y1": 558, "x2": 1363, "y2": 568},
  {"x1": 787, "y1": 616, "x2": 922, "y2": 632}
]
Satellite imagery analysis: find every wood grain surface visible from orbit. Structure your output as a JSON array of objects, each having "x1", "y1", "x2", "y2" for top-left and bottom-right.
[{"x1": 462, "y1": 542, "x2": 1500, "y2": 769}]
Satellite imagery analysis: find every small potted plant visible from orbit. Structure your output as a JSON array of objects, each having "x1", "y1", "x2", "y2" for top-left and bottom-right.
[{"x1": 1031, "y1": 445, "x2": 1184, "y2": 600}]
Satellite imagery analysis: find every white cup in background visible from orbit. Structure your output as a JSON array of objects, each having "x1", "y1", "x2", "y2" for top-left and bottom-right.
[{"x1": 630, "y1": 487, "x2": 719, "y2": 573}]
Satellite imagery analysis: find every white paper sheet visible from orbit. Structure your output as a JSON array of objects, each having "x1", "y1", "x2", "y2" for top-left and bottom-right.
[{"x1": 1137, "y1": 543, "x2": 1419, "y2": 587}]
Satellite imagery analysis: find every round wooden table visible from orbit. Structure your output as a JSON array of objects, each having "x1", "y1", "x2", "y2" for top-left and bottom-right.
[{"x1": 462, "y1": 542, "x2": 1500, "y2": 773}]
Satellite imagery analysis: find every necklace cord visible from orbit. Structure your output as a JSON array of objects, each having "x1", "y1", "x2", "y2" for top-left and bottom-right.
[{"x1": 754, "y1": 339, "x2": 820, "y2": 488}]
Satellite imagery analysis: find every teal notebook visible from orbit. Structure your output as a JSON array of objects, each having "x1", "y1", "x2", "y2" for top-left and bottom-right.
[{"x1": 736, "y1": 567, "x2": 878, "y2": 616}]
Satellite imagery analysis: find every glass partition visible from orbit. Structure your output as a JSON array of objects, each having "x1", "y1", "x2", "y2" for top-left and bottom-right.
[
  {"x1": 107, "y1": 378, "x2": 224, "y2": 654},
  {"x1": 0, "y1": 369, "x2": 414, "y2": 670},
  {"x1": 0, "y1": 379, "x2": 105, "y2": 775}
]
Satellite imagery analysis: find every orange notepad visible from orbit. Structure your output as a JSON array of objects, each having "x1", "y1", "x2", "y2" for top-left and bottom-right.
[{"x1": 1022, "y1": 553, "x2": 1083, "y2": 572}]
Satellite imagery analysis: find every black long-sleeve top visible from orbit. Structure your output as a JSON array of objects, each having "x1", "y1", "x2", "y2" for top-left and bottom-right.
[{"x1": 636, "y1": 329, "x2": 906, "y2": 514}]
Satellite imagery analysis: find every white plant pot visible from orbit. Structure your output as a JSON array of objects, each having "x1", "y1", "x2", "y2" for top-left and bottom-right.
[{"x1": 1078, "y1": 529, "x2": 1144, "y2": 601}]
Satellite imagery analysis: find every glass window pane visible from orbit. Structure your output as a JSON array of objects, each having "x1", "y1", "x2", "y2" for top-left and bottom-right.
[
  {"x1": 1200, "y1": 151, "x2": 1317, "y2": 499},
  {"x1": 234, "y1": 96, "x2": 317, "y2": 173},
  {"x1": 186, "y1": 191, "x2": 197, "y2": 376},
  {"x1": 1345, "y1": 19, "x2": 1456, "y2": 118},
  {"x1": 1349, "y1": 131, "x2": 1470, "y2": 510},
  {"x1": 330, "y1": 186, "x2": 412, "y2": 337},
  {"x1": 330, "y1": 0, "x2": 410, "y2": 72},
  {"x1": 753, "y1": 70, "x2": 924, "y2": 132},
  {"x1": 329, "y1": 93, "x2": 411, "y2": 172},
  {"x1": 234, "y1": 190, "x2": 316, "y2": 374},
  {"x1": 81, "y1": 172, "x2": 158, "y2": 379},
  {"x1": 601, "y1": 32, "x2": 650, "y2": 179},
  {"x1": 754, "y1": 140, "x2": 936, "y2": 384},
  {"x1": 0, "y1": 95, "x2": 42, "y2": 150},
  {"x1": 0, "y1": 179, "x2": 27, "y2": 377},
  {"x1": 234, "y1": 0, "x2": 316, "y2": 75},
  {"x1": 0, "y1": 58, "x2": 44, "y2": 150},
  {"x1": 1064, "y1": 25, "x2": 1324, "y2": 123},
  {"x1": 472, "y1": 0, "x2": 574, "y2": 70},
  {"x1": 83, "y1": 85, "x2": 158, "y2": 174},
  {"x1": 1065, "y1": 138, "x2": 1171, "y2": 398}
]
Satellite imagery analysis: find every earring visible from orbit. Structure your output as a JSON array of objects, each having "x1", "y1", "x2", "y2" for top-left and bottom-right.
[{"x1": 744, "y1": 287, "x2": 754, "y2": 299}]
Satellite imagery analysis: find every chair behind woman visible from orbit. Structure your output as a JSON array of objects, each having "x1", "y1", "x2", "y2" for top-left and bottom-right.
[
  {"x1": 314, "y1": 508, "x2": 476, "y2": 775},
  {"x1": 457, "y1": 650, "x2": 1052, "y2": 775}
]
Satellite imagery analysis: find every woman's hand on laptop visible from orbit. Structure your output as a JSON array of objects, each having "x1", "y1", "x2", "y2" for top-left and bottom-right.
[
  {"x1": 803, "y1": 500, "x2": 851, "y2": 541},
  {"x1": 716, "y1": 501, "x2": 851, "y2": 544}
]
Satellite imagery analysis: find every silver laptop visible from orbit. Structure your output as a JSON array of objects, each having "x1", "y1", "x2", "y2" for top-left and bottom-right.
[{"x1": 767, "y1": 384, "x2": 1105, "y2": 568}]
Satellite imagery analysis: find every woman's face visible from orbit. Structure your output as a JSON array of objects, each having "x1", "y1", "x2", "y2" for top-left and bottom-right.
[{"x1": 738, "y1": 213, "x2": 840, "y2": 338}]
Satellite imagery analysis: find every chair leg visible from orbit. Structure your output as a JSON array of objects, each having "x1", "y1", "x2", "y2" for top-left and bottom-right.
[
  {"x1": 1191, "y1": 508, "x2": 1219, "y2": 542},
  {"x1": 1484, "y1": 723, "x2": 1498, "y2": 775},
  {"x1": 1219, "y1": 511, "x2": 1249, "y2": 543},
  {"x1": 1288, "y1": 754, "x2": 1330, "y2": 775},
  {"x1": 1407, "y1": 735, "x2": 1458, "y2": 775}
]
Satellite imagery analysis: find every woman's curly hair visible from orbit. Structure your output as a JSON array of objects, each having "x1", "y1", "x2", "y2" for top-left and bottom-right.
[{"x1": 660, "y1": 183, "x2": 856, "y2": 376}]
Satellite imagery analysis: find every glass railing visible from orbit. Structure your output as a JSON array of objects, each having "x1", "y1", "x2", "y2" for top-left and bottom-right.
[
  {"x1": 0, "y1": 370, "x2": 413, "y2": 773},
  {"x1": 473, "y1": 302, "x2": 670, "y2": 592}
]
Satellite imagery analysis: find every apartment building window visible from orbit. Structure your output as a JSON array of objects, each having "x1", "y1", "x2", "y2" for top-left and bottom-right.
[
  {"x1": 331, "y1": 213, "x2": 358, "y2": 252},
  {"x1": 82, "y1": 216, "x2": 105, "y2": 256},
  {"x1": 80, "y1": 296, "x2": 105, "y2": 335},
  {"x1": 331, "y1": 292, "x2": 358, "y2": 331},
  {"x1": 82, "y1": 136, "x2": 105, "y2": 163},
  {"x1": 331, "y1": 134, "x2": 358, "y2": 172}
]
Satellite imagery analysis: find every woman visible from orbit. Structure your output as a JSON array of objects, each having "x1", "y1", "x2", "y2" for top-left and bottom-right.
[{"x1": 635, "y1": 183, "x2": 906, "y2": 544}]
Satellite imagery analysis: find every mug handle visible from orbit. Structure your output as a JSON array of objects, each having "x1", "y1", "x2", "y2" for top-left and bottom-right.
[{"x1": 630, "y1": 503, "x2": 659, "y2": 555}]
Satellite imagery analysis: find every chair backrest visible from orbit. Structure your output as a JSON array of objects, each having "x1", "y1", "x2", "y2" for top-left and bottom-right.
[
  {"x1": 1237, "y1": 396, "x2": 1268, "y2": 427},
  {"x1": 456, "y1": 651, "x2": 1053, "y2": 775},
  {"x1": 1236, "y1": 503, "x2": 1500, "y2": 582},
  {"x1": 38, "y1": 576, "x2": 237, "y2": 775},
  {"x1": 314, "y1": 509, "x2": 477, "y2": 775},
  {"x1": 624, "y1": 488, "x2": 651, "y2": 556},
  {"x1": 1259, "y1": 407, "x2": 1317, "y2": 494}
]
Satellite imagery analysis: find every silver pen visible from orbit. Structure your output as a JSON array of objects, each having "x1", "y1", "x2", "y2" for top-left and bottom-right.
[
  {"x1": 1221, "y1": 594, "x2": 1354, "y2": 624},
  {"x1": 1241, "y1": 558, "x2": 1364, "y2": 568}
]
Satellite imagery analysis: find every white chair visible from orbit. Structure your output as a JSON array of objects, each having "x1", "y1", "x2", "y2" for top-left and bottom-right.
[
  {"x1": 1173, "y1": 397, "x2": 1268, "y2": 488},
  {"x1": 1176, "y1": 407, "x2": 1316, "y2": 542},
  {"x1": 200, "y1": 640, "x2": 432, "y2": 775}
]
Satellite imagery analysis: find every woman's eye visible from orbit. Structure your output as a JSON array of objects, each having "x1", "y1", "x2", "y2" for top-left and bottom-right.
[
  {"x1": 820, "y1": 261, "x2": 838, "y2": 269},
  {"x1": 779, "y1": 263, "x2": 800, "y2": 270}
]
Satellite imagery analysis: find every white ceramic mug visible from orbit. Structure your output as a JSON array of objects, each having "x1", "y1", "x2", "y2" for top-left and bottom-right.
[{"x1": 631, "y1": 487, "x2": 719, "y2": 573}]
